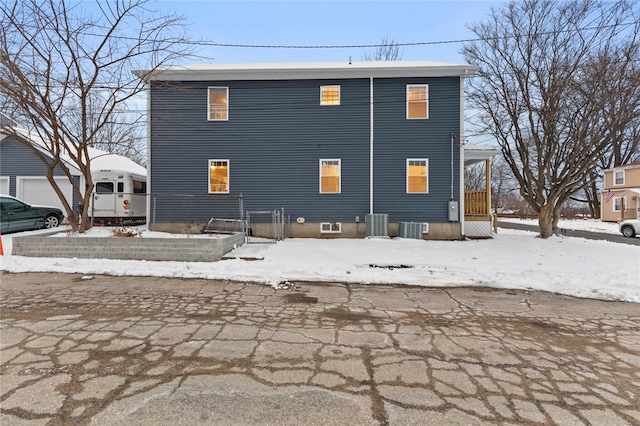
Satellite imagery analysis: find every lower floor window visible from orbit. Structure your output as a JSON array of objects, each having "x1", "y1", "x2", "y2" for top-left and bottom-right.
[
  {"x1": 613, "y1": 197, "x2": 624, "y2": 212},
  {"x1": 320, "y1": 222, "x2": 342, "y2": 233},
  {"x1": 209, "y1": 160, "x2": 229, "y2": 193},
  {"x1": 320, "y1": 159, "x2": 341, "y2": 193},
  {"x1": 407, "y1": 159, "x2": 428, "y2": 193}
]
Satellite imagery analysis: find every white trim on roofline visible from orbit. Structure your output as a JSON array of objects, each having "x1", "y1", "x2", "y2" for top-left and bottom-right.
[{"x1": 134, "y1": 60, "x2": 478, "y2": 82}]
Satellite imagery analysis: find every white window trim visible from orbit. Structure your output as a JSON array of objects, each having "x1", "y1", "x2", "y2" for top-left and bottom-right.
[
  {"x1": 319, "y1": 159, "x2": 341, "y2": 194},
  {"x1": 406, "y1": 158, "x2": 429, "y2": 194},
  {"x1": 320, "y1": 222, "x2": 342, "y2": 233},
  {"x1": 406, "y1": 84, "x2": 429, "y2": 120},
  {"x1": 320, "y1": 85, "x2": 341, "y2": 106},
  {"x1": 208, "y1": 159, "x2": 230, "y2": 194},
  {"x1": 613, "y1": 170, "x2": 625, "y2": 186},
  {"x1": 612, "y1": 197, "x2": 625, "y2": 212},
  {"x1": 208, "y1": 87, "x2": 229, "y2": 121}
]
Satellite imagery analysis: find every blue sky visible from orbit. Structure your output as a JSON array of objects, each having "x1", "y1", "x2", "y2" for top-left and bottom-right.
[{"x1": 153, "y1": 1, "x2": 504, "y2": 64}]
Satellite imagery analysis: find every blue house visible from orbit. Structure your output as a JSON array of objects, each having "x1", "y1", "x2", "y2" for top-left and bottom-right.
[{"x1": 137, "y1": 61, "x2": 492, "y2": 239}]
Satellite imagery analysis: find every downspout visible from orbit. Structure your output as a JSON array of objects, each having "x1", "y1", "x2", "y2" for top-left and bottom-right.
[
  {"x1": 145, "y1": 82, "x2": 152, "y2": 228},
  {"x1": 370, "y1": 76, "x2": 374, "y2": 215},
  {"x1": 459, "y1": 75, "x2": 466, "y2": 237}
]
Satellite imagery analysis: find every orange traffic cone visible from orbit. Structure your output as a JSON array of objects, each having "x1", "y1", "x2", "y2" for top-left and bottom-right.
[{"x1": 0, "y1": 232, "x2": 3, "y2": 256}]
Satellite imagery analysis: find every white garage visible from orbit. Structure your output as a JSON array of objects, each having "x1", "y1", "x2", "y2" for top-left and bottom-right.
[{"x1": 16, "y1": 176, "x2": 73, "y2": 212}]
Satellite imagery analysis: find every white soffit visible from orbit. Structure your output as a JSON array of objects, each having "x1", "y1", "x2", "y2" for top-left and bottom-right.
[{"x1": 136, "y1": 61, "x2": 478, "y2": 82}]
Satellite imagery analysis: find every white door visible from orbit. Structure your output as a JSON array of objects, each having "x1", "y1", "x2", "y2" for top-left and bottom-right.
[
  {"x1": 0, "y1": 177, "x2": 8, "y2": 194},
  {"x1": 17, "y1": 176, "x2": 73, "y2": 212}
]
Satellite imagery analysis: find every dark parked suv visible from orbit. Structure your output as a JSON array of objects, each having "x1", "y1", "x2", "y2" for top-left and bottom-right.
[{"x1": 0, "y1": 195, "x2": 64, "y2": 233}]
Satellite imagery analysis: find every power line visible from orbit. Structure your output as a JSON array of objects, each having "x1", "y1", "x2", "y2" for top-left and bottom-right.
[{"x1": 185, "y1": 22, "x2": 637, "y2": 50}]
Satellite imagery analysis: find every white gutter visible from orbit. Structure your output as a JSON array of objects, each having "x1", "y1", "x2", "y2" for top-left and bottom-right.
[{"x1": 370, "y1": 76, "x2": 374, "y2": 215}]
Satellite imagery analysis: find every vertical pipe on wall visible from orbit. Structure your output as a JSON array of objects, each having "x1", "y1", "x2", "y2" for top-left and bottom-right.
[{"x1": 370, "y1": 76, "x2": 374, "y2": 215}]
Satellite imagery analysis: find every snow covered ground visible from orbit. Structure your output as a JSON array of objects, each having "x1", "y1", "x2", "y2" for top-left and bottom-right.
[{"x1": 1, "y1": 220, "x2": 638, "y2": 303}]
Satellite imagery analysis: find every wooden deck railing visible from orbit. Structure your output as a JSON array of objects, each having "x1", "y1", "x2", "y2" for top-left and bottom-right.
[{"x1": 465, "y1": 190, "x2": 488, "y2": 216}]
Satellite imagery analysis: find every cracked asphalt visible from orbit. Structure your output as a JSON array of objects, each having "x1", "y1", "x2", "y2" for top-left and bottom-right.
[{"x1": 1, "y1": 272, "x2": 639, "y2": 425}]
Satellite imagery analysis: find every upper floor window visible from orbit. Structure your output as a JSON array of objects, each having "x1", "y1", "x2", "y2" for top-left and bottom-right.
[
  {"x1": 320, "y1": 159, "x2": 341, "y2": 193},
  {"x1": 614, "y1": 170, "x2": 625, "y2": 186},
  {"x1": 407, "y1": 84, "x2": 428, "y2": 119},
  {"x1": 208, "y1": 87, "x2": 228, "y2": 121},
  {"x1": 407, "y1": 159, "x2": 428, "y2": 193},
  {"x1": 320, "y1": 85, "x2": 340, "y2": 106},
  {"x1": 209, "y1": 160, "x2": 229, "y2": 193}
]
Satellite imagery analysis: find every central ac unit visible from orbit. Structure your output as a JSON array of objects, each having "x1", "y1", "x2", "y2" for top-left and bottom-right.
[
  {"x1": 399, "y1": 222, "x2": 422, "y2": 239},
  {"x1": 366, "y1": 214, "x2": 388, "y2": 237}
]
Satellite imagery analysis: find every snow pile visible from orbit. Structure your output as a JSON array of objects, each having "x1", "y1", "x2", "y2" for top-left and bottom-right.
[{"x1": 1, "y1": 223, "x2": 638, "y2": 303}]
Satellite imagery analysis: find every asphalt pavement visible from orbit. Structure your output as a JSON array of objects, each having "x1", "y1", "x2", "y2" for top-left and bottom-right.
[{"x1": 1, "y1": 272, "x2": 639, "y2": 425}]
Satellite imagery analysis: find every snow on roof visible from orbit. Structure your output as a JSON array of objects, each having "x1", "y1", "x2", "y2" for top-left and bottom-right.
[
  {"x1": 1, "y1": 124, "x2": 145, "y2": 176},
  {"x1": 135, "y1": 60, "x2": 478, "y2": 82},
  {"x1": 464, "y1": 144, "x2": 500, "y2": 165}
]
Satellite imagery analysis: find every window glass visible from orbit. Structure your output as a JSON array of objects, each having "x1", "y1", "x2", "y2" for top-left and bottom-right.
[
  {"x1": 96, "y1": 182, "x2": 114, "y2": 193},
  {"x1": 1, "y1": 198, "x2": 26, "y2": 212},
  {"x1": 209, "y1": 160, "x2": 229, "y2": 193},
  {"x1": 407, "y1": 85, "x2": 428, "y2": 119},
  {"x1": 614, "y1": 170, "x2": 624, "y2": 185},
  {"x1": 117, "y1": 182, "x2": 124, "y2": 193},
  {"x1": 208, "y1": 87, "x2": 229, "y2": 120},
  {"x1": 613, "y1": 197, "x2": 623, "y2": 212},
  {"x1": 320, "y1": 159, "x2": 341, "y2": 193},
  {"x1": 320, "y1": 86, "x2": 340, "y2": 106},
  {"x1": 133, "y1": 180, "x2": 146, "y2": 194},
  {"x1": 407, "y1": 159, "x2": 428, "y2": 193}
]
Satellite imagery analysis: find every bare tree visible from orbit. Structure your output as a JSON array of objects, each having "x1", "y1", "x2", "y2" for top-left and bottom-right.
[
  {"x1": 490, "y1": 156, "x2": 520, "y2": 215},
  {"x1": 362, "y1": 36, "x2": 403, "y2": 61},
  {"x1": 0, "y1": 0, "x2": 193, "y2": 231},
  {"x1": 578, "y1": 42, "x2": 640, "y2": 217},
  {"x1": 462, "y1": 0, "x2": 640, "y2": 237}
]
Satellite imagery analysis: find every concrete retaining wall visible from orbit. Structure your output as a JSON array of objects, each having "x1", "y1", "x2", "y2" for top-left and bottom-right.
[{"x1": 12, "y1": 231, "x2": 244, "y2": 262}]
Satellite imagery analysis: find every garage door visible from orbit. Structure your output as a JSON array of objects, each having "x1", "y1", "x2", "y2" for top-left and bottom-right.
[
  {"x1": 0, "y1": 177, "x2": 8, "y2": 195},
  {"x1": 17, "y1": 177, "x2": 73, "y2": 212}
]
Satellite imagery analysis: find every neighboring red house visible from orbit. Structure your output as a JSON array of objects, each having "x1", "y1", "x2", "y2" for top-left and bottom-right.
[{"x1": 601, "y1": 161, "x2": 640, "y2": 222}]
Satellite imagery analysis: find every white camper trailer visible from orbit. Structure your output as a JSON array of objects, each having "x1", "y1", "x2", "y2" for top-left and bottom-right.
[{"x1": 90, "y1": 169, "x2": 146, "y2": 225}]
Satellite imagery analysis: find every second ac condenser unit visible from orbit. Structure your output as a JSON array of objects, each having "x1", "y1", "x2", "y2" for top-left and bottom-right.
[{"x1": 398, "y1": 222, "x2": 422, "y2": 239}]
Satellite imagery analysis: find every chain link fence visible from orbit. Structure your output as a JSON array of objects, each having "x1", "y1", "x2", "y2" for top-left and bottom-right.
[
  {"x1": 149, "y1": 193, "x2": 244, "y2": 234},
  {"x1": 246, "y1": 209, "x2": 289, "y2": 243},
  {"x1": 91, "y1": 192, "x2": 146, "y2": 226}
]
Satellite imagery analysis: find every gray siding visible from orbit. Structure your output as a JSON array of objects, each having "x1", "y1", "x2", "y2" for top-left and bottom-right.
[
  {"x1": 373, "y1": 77, "x2": 460, "y2": 223},
  {"x1": 149, "y1": 76, "x2": 460, "y2": 223},
  {"x1": 0, "y1": 138, "x2": 80, "y2": 210}
]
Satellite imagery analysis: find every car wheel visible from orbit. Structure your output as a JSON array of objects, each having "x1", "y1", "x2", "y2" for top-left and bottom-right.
[
  {"x1": 621, "y1": 225, "x2": 636, "y2": 238},
  {"x1": 43, "y1": 214, "x2": 60, "y2": 229}
]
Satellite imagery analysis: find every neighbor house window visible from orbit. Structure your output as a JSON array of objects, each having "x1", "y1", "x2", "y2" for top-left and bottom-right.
[
  {"x1": 208, "y1": 87, "x2": 229, "y2": 121},
  {"x1": 613, "y1": 197, "x2": 624, "y2": 212},
  {"x1": 209, "y1": 160, "x2": 229, "y2": 193},
  {"x1": 407, "y1": 84, "x2": 428, "y2": 119},
  {"x1": 320, "y1": 159, "x2": 341, "y2": 193},
  {"x1": 407, "y1": 159, "x2": 428, "y2": 193},
  {"x1": 614, "y1": 170, "x2": 625, "y2": 186},
  {"x1": 320, "y1": 85, "x2": 340, "y2": 106}
]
